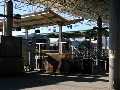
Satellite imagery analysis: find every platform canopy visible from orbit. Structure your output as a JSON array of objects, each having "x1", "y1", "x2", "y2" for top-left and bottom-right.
[
  {"x1": 21, "y1": 10, "x2": 83, "y2": 27},
  {"x1": 0, "y1": 9, "x2": 83, "y2": 31},
  {"x1": 21, "y1": 0, "x2": 110, "y2": 22}
]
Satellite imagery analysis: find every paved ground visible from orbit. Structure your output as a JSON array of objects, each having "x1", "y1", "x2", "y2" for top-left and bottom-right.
[{"x1": 0, "y1": 72, "x2": 109, "y2": 90}]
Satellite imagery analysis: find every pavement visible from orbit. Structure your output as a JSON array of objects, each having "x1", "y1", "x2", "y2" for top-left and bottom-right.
[{"x1": 0, "y1": 72, "x2": 109, "y2": 90}]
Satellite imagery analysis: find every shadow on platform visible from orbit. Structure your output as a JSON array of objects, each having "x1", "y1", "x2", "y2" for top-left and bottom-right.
[{"x1": 0, "y1": 72, "x2": 109, "y2": 90}]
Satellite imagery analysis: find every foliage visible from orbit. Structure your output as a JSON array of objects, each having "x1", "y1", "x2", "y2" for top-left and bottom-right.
[
  {"x1": 78, "y1": 40, "x2": 91, "y2": 49},
  {"x1": 47, "y1": 31, "x2": 84, "y2": 38},
  {"x1": 24, "y1": 0, "x2": 110, "y2": 21}
]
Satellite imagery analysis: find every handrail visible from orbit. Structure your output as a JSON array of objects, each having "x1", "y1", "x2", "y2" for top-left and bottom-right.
[
  {"x1": 71, "y1": 45, "x2": 81, "y2": 54},
  {"x1": 70, "y1": 45, "x2": 83, "y2": 59}
]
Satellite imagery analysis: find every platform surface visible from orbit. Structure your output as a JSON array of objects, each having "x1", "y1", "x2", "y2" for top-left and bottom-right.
[{"x1": 0, "y1": 72, "x2": 109, "y2": 90}]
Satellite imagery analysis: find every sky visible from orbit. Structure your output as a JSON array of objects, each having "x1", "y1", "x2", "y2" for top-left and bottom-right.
[{"x1": 0, "y1": 0, "x2": 98, "y2": 36}]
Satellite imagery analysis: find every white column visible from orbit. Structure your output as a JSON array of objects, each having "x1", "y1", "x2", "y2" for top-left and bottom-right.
[
  {"x1": 71, "y1": 46, "x2": 74, "y2": 59},
  {"x1": 39, "y1": 43, "x2": 41, "y2": 58},
  {"x1": 28, "y1": 51, "x2": 31, "y2": 65},
  {"x1": 58, "y1": 25, "x2": 62, "y2": 73},
  {"x1": 25, "y1": 29, "x2": 28, "y2": 39},
  {"x1": 109, "y1": 0, "x2": 120, "y2": 89},
  {"x1": 3, "y1": 20, "x2": 6, "y2": 36},
  {"x1": 35, "y1": 55, "x2": 38, "y2": 69},
  {"x1": 59, "y1": 25, "x2": 62, "y2": 54},
  {"x1": 3, "y1": 0, "x2": 6, "y2": 36}
]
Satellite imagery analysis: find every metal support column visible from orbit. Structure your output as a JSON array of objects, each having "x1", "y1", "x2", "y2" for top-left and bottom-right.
[
  {"x1": 109, "y1": 0, "x2": 120, "y2": 89},
  {"x1": 3, "y1": 0, "x2": 6, "y2": 35},
  {"x1": 59, "y1": 25, "x2": 62, "y2": 54},
  {"x1": 57, "y1": 24, "x2": 62, "y2": 73},
  {"x1": 25, "y1": 29, "x2": 28, "y2": 40},
  {"x1": 97, "y1": 16, "x2": 103, "y2": 63},
  {"x1": 5, "y1": 0, "x2": 13, "y2": 36}
]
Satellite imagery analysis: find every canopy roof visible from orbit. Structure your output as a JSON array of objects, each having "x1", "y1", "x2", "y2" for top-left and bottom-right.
[
  {"x1": 0, "y1": 10, "x2": 83, "y2": 31},
  {"x1": 21, "y1": 0, "x2": 110, "y2": 22},
  {"x1": 21, "y1": 10, "x2": 83, "y2": 27}
]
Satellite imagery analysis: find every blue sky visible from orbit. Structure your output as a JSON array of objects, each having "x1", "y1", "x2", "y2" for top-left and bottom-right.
[{"x1": 0, "y1": 0, "x2": 97, "y2": 35}]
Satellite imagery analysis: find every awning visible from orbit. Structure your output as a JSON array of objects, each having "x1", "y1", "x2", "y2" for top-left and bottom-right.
[{"x1": 0, "y1": 10, "x2": 83, "y2": 31}]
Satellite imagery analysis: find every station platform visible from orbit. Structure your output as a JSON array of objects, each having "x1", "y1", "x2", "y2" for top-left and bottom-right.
[{"x1": 0, "y1": 72, "x2": 109, "y2": 90}]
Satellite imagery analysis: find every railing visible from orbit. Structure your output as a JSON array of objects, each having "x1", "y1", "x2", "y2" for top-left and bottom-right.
[
  {"x1": 24, "y1": 39, "x2": 109, "y2": 73},
  {"x1": 71, "y1": 45, "x2": 97, "y2": 60},
  {"x1": 71, "y1": 45, "x2": 83, "y2": 59},
  {"x1": 70, "y1": 45, "x2": 109, "y2": 73}
]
